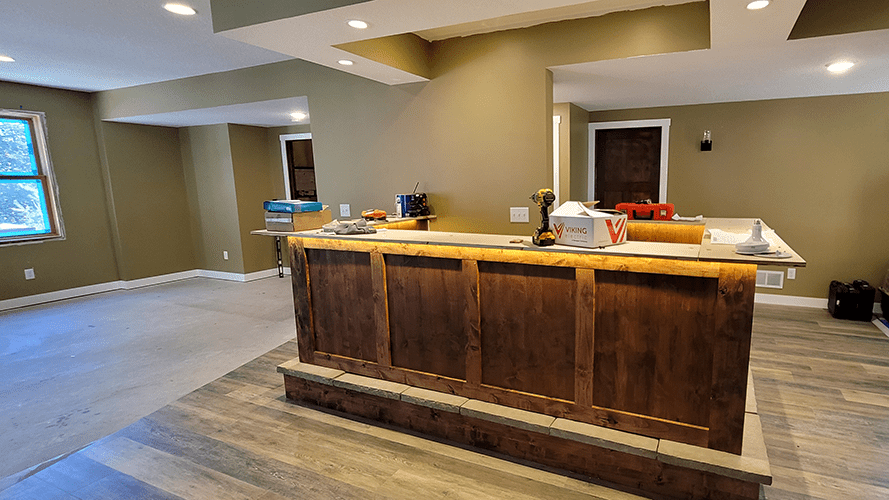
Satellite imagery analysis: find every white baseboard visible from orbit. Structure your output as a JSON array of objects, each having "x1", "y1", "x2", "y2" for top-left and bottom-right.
[
  {"x1": 0, "y1": 280, "x2": 125, "y2": 312},
  {"x1": 0, "y1": 267, "x2": 290, "y2": 312},
  {"x1": 121, "y1": 270, "x2": 201, "y2": 289},
  {"x1": 754, "y1": 293, "x2": 828, "y2": 309}
]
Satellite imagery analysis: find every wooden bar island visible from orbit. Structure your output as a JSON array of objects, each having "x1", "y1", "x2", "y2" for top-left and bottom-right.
[{"x1": 257, "y1": 218, "x2": 804, "y2": 499}]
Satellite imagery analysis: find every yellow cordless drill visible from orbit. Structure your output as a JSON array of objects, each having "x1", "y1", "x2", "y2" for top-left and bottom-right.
[{"x1": 530, "y1": 188, "x2": 556, "y2": 246}]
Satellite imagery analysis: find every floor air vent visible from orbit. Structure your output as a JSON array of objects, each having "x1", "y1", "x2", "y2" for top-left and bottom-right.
[{"x1": 756, "y1": 270, "x2": 784, "y2": 289}]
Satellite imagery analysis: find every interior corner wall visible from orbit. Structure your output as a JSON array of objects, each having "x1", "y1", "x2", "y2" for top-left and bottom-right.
[
  {"x1": 228, "y1": 123, "x2": 276, "y2": 274},
  {"x1": 178, "y1": 124, "x2": 245, "y2": 274},
  {"x1": 100, "y1": 121, "x2": 196, "y2": 280},
  {"x1": 588, "y1": 92, "x2": 889, "y2": 299},
  {"x1": 555, "y1": 102, "x2": 590, "y2": 204},
  {"x1": 568, "y1": 103, "x2": 590, "y2": 202},
  {"x1": 0, "y1": 82, "x2": 119, "y2": 301}
]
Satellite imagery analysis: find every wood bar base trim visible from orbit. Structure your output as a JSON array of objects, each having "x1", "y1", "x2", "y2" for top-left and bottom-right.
[{"x1": 280, "y1": 361, "x2": 770, "y2": 500}]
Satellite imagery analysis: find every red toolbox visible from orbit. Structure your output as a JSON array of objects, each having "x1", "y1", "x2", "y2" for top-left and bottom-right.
[{"x1": 615, "y1": 202, "x2": 674, "y2": 221}]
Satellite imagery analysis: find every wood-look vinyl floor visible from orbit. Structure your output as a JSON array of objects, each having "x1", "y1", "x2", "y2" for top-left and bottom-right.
[{"x1": 1, "y1": 304, "x2": 887, "y2": 499}]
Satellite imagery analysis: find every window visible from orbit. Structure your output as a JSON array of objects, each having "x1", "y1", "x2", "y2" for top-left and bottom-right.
[{"x1": 0, "y1": 109, "x2": 64, "y2": 244}]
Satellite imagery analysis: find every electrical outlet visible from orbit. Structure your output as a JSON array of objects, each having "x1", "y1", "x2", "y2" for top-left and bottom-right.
[
  {"x1": 787, "y1": 268, "x2": 796, "y2": 280},
  {"x1": 510, "y1": 207, "x2": 530, "y2": 223},
  {"x1": 340, "y1": 204, "x2": 351, "y2": 217},
  {"x1": 223, "y1": 251, "x2": 229, "y2": 260},
  {"x1": 24, "y1": 268, "x2": 35, "y2": 280}
]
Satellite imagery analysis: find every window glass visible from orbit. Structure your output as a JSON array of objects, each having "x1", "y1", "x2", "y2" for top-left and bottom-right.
[
  {"x1": 0, "y1": 179, "x2": 51, "y2": 237},
  {"x1": 0, "y1": 117, "x2": 39, "y2": 176}
]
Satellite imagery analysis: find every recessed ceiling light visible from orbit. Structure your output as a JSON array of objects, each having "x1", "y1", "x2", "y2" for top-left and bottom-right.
[
  {"x1": 338, "y1": 59, "x2": 354, "y2": 66},
  {"x1": 347, "y1": 20, "x2": 368, "y2": 29},
  {"x1": 290, "y1": 112, "x2": 307, "y2": 121},
  {"x1": 826, "y1": 61, "x2": 855, "y2": 73},
  {"x1": 746, "y1": 1, "x2": 769, "y2": 10},
  {"x1": 164, "y1": 3, "x2": 196, "y2": 15},
  {"x1": 0, "y1": 55, "x2": 14, "y2": 63}
]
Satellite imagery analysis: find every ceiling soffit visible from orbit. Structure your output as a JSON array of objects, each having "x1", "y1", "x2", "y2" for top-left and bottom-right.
[
  {"x1": 335, "y1": 2, "x2": 710, "y2": 80},
  {"x1": 789, "y1": 0, "x2": 889, "y2": 40}
]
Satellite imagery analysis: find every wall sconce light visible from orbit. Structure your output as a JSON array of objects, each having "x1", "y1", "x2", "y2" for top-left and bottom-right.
[{"x1": 701, "y1": 130, "x2": 712, "y2": 151}]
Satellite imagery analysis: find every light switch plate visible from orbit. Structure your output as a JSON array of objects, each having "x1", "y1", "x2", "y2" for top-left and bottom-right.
[
  {"x1": 510, "y1": 207, "x2": 529, "y2": 223},
  {"x1": 24, "y1": 268, "x2": 35, "y2": 280},
  {"x1": 787, "y1": 268, "x2": 796, "y2": 280},
  {"x1": 340, "y1": 204, "x2": 351, "y2": 217}
]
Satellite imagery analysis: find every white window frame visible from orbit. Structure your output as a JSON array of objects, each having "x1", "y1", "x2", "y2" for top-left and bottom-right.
[
  {"x1": 279, "y1": 133, "x2": 312, "y2": 200},
  {"x1": 0, "y1": 109, "x2": 65, "y2": 245},
  {"x1": 587, "y1": 119, "x2": 670, "y2": 203}
]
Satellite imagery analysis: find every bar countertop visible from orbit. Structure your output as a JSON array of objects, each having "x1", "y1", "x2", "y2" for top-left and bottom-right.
[{"x1": 252, "y1": 217, "x2": 804, "y2": 267}]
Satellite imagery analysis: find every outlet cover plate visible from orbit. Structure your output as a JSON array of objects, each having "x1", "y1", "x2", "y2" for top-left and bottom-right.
[
  {"x1": 340, "y1": 204, "x2": 351, "y2": 217},
  {"x1": 24, "y1": 268, "x2": 35, "y2": 280},
  {"x1": 787, "y1": 268, "x2": 796, "y2": 280},
  {"x1": 510, "y1": 207, "x2": 530, "y2": 223}
]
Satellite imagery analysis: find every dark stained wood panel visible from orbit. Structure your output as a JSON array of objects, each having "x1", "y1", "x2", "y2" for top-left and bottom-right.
[
  {"x1": 289, "y1": 238, "x2": 315, "y2": 363},
  {"x1": 593, "y1": 270, "x2": 718, "y2": 427},
  {"x1": 385, "y1": 255, "x2": 468, "y2": 380},
  {"x1": 305, "y1": 249, "x2": 377, "y2": 362},
  {"x1": 708, "y1": 263, "x2": 756, "y2": 454},
  {"x1": 478, "y1": 261, "x2": 576, "y2": 401}
]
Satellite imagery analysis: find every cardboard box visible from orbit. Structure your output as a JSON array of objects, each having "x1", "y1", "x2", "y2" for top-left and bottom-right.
[
  {"x1": 265, "y1": 207, "x2": 331, "y2": 232},
  {"x1": 549, "y1": 201, "x2": 628, "y2": 248}
]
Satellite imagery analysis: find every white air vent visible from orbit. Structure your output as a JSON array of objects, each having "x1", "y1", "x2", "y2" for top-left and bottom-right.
[{"x1": 756, "y1": 270, "x2": 784, "y2": 289}]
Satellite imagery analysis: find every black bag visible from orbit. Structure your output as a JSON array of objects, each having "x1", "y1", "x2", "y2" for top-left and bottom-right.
[{"x1": 828, "y1": 280, "x2": 875, "y2": 321}]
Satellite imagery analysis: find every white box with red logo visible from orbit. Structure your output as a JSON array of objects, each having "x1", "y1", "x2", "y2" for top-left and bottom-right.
[{"x1": 549, "y1": 201, "x2": 628, "y2": 248}]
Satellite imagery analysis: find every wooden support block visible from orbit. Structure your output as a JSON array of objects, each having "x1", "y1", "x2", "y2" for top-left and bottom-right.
[
  {"x1": 330, "y1": 373, "x2": 409, "y2": 400},
  {"x1": 460, "y1": 399, "x2": 555, "y2": 435},
  {"x1": 550, "y1": 417, "x2": 658, "y2": 459},
  {"x1": 657, "y1": 414, "x2": 771, "y2": 484},
  {"x1": 284, "y1": 375, "x2": 766, "y2": 500},
  {"x1": 276, "y1": 359, "x2": 343, "y2": 384},
  {"x1": 401, "y1": 387, "x2": 468, "y2": 413}
]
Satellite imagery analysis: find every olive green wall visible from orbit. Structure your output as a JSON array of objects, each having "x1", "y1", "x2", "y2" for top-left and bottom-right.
[
  {"x1": 95, "y1": 3, "x2": 708, "y2": 236},
  {"x1": 589, "y1": 92, "x2": 889, "y2": 299},
  {"x1": 100, "y1": 122, "x2": 195, "y2": 280},
  {"x1": 554, "y1": 102, "x2": 590, "y2": 204},
  {"x1": 228, "y1": 124, "x2": 277, "y2": 274},
  {"x1": 179, "y1": 124, "x2": 244, "y2": 274},
  {"x1": 0, "y1": 82, "x2": 119, "y2": 301}
]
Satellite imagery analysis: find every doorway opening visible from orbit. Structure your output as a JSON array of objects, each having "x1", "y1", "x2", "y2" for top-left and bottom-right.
[
  {"x1": 279, "y1": 133, "x2": 317, "y2": 201},
  {"x1": 587, "y1": 119, "x2": 670, "y2": 208}
]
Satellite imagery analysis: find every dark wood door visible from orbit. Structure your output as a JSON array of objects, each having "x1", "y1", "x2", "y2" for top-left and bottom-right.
[
  {"x1": 594, "y1": 127, "x2": 661, "y2": 209},
  {"x1": 287, "y1": 139, "x2": 317, "y2": 201}
]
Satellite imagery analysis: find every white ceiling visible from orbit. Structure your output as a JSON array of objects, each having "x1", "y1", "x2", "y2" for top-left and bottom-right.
[
  {"x1": 1, "y1": 0, "x2": 887, "y2": 126},
  {"x1": 554, "y1": 0, "x2": 889, "y2": 110}
]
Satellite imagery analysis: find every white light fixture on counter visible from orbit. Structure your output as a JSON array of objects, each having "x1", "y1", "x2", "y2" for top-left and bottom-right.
[
  {"x1": 347, "y1": 20, "x2": 368, "y2": 29},
  {"x1": 826, "y1": 61, "x2": 855, "y2": 73},
  {"x1": 0, "y1": 55, "x2": 14, "y2": 63},
  {"x1": 746, "y1": 1, "x2": 769, "y2": 10},
  {"x1": 164, "y1": 3, "x2": 197, "y2": 15},
  {"x1": 338, "y1": 59, "x2": 354, "y2": 66}
]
